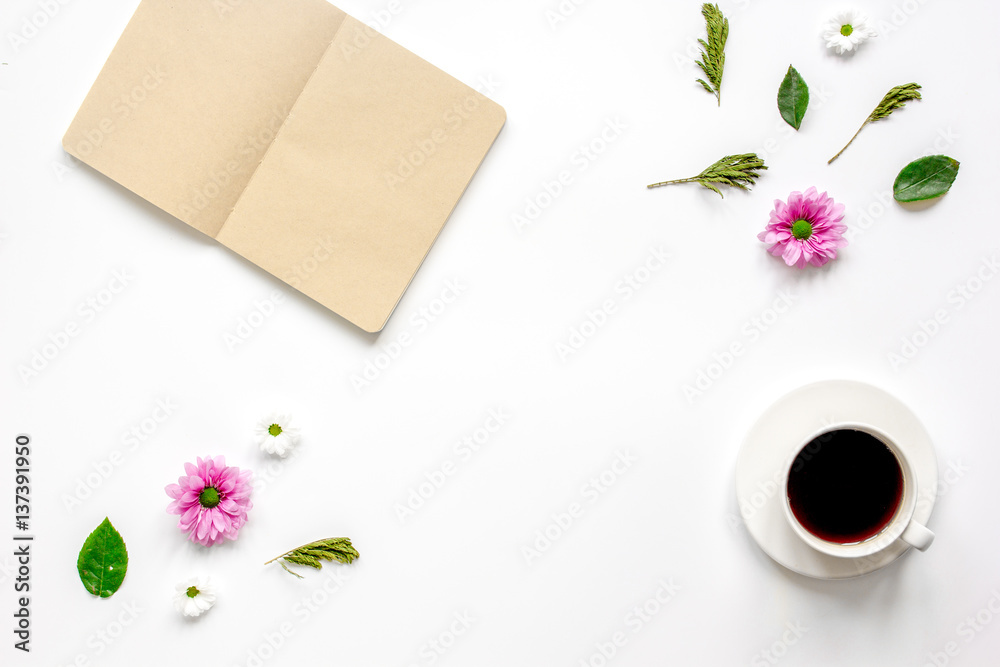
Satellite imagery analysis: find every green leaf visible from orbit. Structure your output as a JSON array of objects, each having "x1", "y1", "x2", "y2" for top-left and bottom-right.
[
  {"x1": 893, "y1": 155, "x2": 960, "y2": 202},
  {"x1": 777, "y1": 65, "x2": 809, "y2": 130},
  {"x1": 77, "y1": 518, "x2": 128, "y2": 598}
]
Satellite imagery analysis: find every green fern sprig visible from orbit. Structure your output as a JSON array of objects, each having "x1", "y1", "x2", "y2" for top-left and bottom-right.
[
  {"x1": 828, "y1": 83, "x2": 922, "y2": 164},
  {"x1": 694, "y1": 3, "x2": 729, "y2": 106},
  {"x1": 647, "y1": 153, "x2": 767, "y2": 198},
  {"x1": 266, "y1": 537, "x2": 359, "y2": 578}
]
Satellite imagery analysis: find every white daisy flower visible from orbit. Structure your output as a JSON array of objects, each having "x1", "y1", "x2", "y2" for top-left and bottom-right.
[
  {"x1": 255, "y1": 413, "x2": 300, "y2": 457},
  {"x1": 174, "y1": 577, "x2": 216, "y2": 617},
  {"x1": 823, "y1": 10, "x2": 877, "y2": 55}
]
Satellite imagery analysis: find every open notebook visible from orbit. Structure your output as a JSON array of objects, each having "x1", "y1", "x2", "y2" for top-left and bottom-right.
[{"x1": 62, "y1": 0, "x2": 506, "y2": 332}]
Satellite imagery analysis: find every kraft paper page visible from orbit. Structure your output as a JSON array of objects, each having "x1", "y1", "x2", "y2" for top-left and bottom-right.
[
  {"x1": 62, "y1": 0, "x2": 346, "y2": 238},
  {"x1": 215, "y1": 16, "x2": 507, "y2": 333},
  {"x1": 61, "y1": 0, "x2": 505, "y2": 332}
]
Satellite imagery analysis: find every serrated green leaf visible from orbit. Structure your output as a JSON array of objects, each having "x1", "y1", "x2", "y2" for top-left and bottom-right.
[
  {"x1": 77, "y1": 518, "x2": 128, "y2": 598},
  {"x1": 777, "y1": 65, "x2": 809, "y2": 130},
  {"x1": 893, "y1": 155, "x2": 960, "y2": 202}
]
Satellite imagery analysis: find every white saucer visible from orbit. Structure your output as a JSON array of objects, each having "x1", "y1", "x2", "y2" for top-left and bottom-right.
[{"x1": 736, "y1": 380, "x2": 938, "y2": 579}]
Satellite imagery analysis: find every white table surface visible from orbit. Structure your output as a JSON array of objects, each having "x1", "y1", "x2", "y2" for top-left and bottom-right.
[{"x1": 3, "y1": 0, "x2": 1000, "y2": 665}]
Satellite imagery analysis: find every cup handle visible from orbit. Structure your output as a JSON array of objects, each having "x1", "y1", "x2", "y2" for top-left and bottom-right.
[{"x1": 901, "y1": 520, "x2": 935, "y2": 551}]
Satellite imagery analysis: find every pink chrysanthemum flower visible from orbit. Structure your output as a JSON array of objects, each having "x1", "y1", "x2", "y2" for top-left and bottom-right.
[
  {"x1": 758, "y1": 187, "x2": 847, "y2": 268},
  {"x1": 166, "y1": 456, "x2": 252, "y2": 546}
]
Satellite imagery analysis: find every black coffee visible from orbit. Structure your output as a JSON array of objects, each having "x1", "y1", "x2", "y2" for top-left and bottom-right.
[{"x1": 786, "y1": 429, "x2": 903, "y2": 544}]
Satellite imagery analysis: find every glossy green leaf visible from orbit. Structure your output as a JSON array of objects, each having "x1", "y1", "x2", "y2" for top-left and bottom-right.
[
  {"x1": 77, "y1": 518, "x2": 128, "y2": 598},
  {"x1": 777, "y1": 65, "x2": 809, "y2": 130},
  {"x1": 893, "y1": 155, "x2": 960, "y2": 202}
]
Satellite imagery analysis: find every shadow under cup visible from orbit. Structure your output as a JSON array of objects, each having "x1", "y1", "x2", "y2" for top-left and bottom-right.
[{"x1": 786, "y1": 428, "x2": 904, "y2": 546}]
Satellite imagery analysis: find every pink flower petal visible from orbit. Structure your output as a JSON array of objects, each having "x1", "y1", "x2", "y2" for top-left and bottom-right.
[
  {"x1": 179, "y1": 475, "x2": 204, "y2": 492},
  {"x1": 219, "y1": 498, "x2": 238, "y2": 513},
  {"x1": 781, "y1": 241, "x2": 802, "y2": 266},
  {"x1": 181, "y1": 502, "x2": 200, "y2": 522}
]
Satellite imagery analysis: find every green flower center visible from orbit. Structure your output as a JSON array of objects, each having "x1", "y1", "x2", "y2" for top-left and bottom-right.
[
  {"x1": 791, "y1": 219, "x2": 813, "y2": 240},
  {"x1": 186, "y1": 586, "x2": 200, "y2": 598},
  {"x1": 840, "y1": 24, "x2": 853, "y2": 36},
  {"x1": 268, "y1": 423, "x2": 283, "y2": 437},
  {"x1": 199, "y1": 486, "x2": 221, "y2": 508}
]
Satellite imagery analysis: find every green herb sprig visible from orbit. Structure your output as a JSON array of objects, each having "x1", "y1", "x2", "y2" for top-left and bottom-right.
[
  {"x1": 266, "y1": 537, "x2": 359, "y2": 578},
  {"x1": 695, "y1": 3, "x2": 729, "y2": 106},
  {"x1": 647, "y1": 153, "x2": 767, "y2": 198},
  {"x1": 828, "y1": 83, "x2": 922, "y2": 164}
]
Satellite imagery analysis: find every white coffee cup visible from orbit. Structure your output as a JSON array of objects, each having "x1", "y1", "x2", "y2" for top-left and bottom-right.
[{"x1": 782, "y1": 422, "x2": 934, "y2": 558}]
